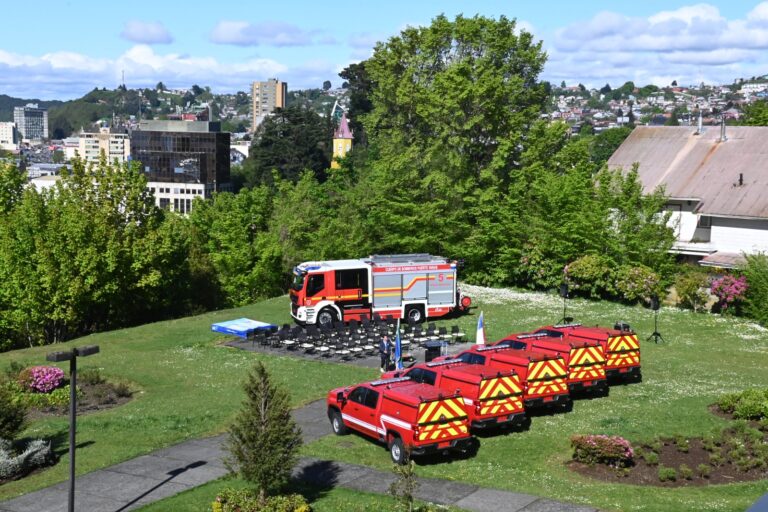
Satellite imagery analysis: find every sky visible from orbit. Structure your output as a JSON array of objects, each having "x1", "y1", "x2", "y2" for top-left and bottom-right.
[{"x1": 1, "y1": 0, "x2": 768, "y2": 100}]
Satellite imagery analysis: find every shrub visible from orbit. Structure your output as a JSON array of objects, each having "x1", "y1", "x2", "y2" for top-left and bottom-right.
[
  {"x1": 14, "y1": 385, "x2": 74, "y2": 409},
  {"x1": 78, "y1": 368, "x2": 105, "y2": 386},
  {"x1": 743, "y1": 253, "x2": 768, "y2": 325},
  {"x1": 716, "y1": 392, "x2": 742, "y2": 414},
  {"x1": 696, "y1": 463, "x2": 711, "y2": 478},
  {"x1": 390, "y1": 450, "x2": 419, "y2": 512},
  {"x1": 0, "y1": 438, "x2": 55, "y2": 481},
  {"x1": 17, "y1": 366, "x2": 65, "y2": 393},
  {"x1": 566, "y1": 255, "x2": 615, "y2": 298},
  {"x1": 679, "y1": 464, "x2": 693, "y2": 480},
  {"x1": 674, "y1": 435, "x2": 689, "y2": 453},
  {"x1": 716, "y1": 389, "x2": 768, "y2": 420},
  {"x1": 674, "y1": 268, "x2": 709, "y2": 311},
  {"x1": 710, "y1": 274, "x2": 748, "y2": 312},
  {"x1": 3, "y1": 362, "x2": 25, "y2": 381},
  {"x1": 224, "y1": 361, "x2": 302, "y2": 500},
  {"x1": 113, "y1": 381, "x2": 132, "y2": 398},
  {"x1": 709, "y1": 453, "x2": 724, "y2": 466},
  {"x1": 643, "y1": 451, "x2": 659, "y2": 466},
  {"x1": 658, "y1": 466, "x2": 677, "y2": 482},
  {"x1": 212, "y1": 488, "x2": 310, "y2": 512},
  {"x1": 0, "y1": 385, "x2": 27, "y2": 441},
  {"x1": 571, "y1": 434, "x2": 634, "y2": 468},
  {"x1": 614, "y1": 265, "x2": 661, "y2": 303}
]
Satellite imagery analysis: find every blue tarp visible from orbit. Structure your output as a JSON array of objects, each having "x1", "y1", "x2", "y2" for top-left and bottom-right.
[{"x1": 211, "y1": 318, "x2": 276, "y2": 338}]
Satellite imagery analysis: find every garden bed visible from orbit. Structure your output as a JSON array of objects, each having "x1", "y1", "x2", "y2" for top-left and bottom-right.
[{"x1": 26, "y1": 378, "x2": 133, "y2": 420}]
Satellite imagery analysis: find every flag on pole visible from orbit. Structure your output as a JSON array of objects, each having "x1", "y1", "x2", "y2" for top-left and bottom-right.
[
  {"x1": 476, "y1": 311, "x2": 486, "y2": 346},
  {"x1": 394, "y1": 318, "x2": 403, "y2": 370}
]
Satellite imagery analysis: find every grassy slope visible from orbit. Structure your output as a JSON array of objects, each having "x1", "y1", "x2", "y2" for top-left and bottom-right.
[
  {"x1": 304, "y1": 285, "x2": 768, "y2": 512},
  {"x1": 1, "y1": 285, "x2": 767, "y2": 511},
  {"x1": 0, "y1": 296, "x2": 375, "y2": 500}
]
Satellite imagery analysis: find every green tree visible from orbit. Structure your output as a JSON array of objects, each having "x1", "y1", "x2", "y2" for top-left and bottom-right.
[
  {"x1": 225, "y1": 361, "x2": 302, "y2": 502},
  {"x1": 322, "y1": 80, "x2": 332, "y2": 91},
  {"x1": 240, "y1": 105, "x2": 332, "y2": 186},
  {"x1": 0, "y1": 162, "x2": 25, "y2": 215},
  {"x1": 600, "y1": 83, "x2": 612, "y2": 94},
  {"x1": 590, "y1": 126, "x2": 632, "y2": 166},
  {"x1": 51, "y1": 150, "x2": 65, "y2": 164},
  {"x1": 743, "y1": 253, "x2": 768, "y2": 325},
  {"x1": 742, "y1": 100, "x2": 768, "y2": 126},
  {"x1": 338, "y1": 61, "x2": 374, "y2": 145}
]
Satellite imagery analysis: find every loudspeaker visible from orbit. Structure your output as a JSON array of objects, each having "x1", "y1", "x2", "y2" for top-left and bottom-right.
[
  {"x1": 559, "y1": 283, "x2": 569, "y2": 298},
  {"x1": 650, "y1": 295, "x2": 660, "y2": 311}
]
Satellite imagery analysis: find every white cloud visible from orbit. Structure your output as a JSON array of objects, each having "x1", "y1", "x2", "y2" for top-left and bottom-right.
[
  {"x1": 209, "y1": 21, "x2": 322, "y2": 47},
  {"x1": 546, "y1": 3, "x2": 768, "y2": 88},
  {"x1": 120, "y1": 21, "x2": 173, "y2": 45}
]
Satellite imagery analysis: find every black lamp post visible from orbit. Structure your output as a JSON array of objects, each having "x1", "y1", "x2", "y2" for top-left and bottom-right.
[{"x1": 46, "y1": 345, "x2": 99, "y2": 512}]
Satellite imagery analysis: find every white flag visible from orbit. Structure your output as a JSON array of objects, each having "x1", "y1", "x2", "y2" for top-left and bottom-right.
[{"x1": 476, "y1": 311, "x2": 486, "y2": 346}]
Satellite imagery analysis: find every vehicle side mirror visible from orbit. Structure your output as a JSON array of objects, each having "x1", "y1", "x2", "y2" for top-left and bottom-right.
[{"x1": 337, "y1": 391, "x2": 346, "y2": 403}]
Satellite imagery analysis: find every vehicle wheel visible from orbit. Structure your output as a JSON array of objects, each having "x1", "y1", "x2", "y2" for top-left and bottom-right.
[
  {"x1": 389, "y1": 436, "x2": 406, "y2": 465},
  {"x1": 317, "y1": 308, "x2": 338, "y2": 328},
  {"x1": 405, "y1": 305, "x2": 423, "y2": 324},
  {"x1": 329, "y1": 409, "x2": 347, "y2": 435}
]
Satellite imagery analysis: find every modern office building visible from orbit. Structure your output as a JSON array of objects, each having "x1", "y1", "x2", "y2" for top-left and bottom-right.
[
  {"x1": 130, "y1": 120, "x2": 230, "y2": 214},
  {"x1": 78, "y1": 128, "x2": 131, "y2": 163},
  {"x1": 13, "y1": 104, "x2": 48, "y2": 142},
  {"x1": 251, "y1": 78, "x2": 287, "y2": 131},
  {"x1": 0, "y1": 122, "x2": 18, "y2": 151}
]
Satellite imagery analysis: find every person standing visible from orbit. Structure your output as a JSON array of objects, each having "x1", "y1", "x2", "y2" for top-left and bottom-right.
[{"x1": 379, "y1": 335, "x2": 391, "y2": 373}]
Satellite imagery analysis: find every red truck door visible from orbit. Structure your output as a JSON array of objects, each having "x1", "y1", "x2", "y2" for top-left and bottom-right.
[{"x1": 344, "y1": 386, "x2": 381, "y2": 437}]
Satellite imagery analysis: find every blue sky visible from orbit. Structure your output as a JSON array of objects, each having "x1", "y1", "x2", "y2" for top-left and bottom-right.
[{"x1": 1, "y1": 0, "x2": 767, "y2": 99}]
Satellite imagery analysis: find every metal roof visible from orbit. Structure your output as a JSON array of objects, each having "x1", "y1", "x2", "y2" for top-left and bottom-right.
[{"x1": 607, "y1": 126, "x2": 768, "y2": 219}]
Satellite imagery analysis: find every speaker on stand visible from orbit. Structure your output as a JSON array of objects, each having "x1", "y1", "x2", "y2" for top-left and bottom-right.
[{"x1": 647, "y1": 295, "x2": 666, "y2": 343}]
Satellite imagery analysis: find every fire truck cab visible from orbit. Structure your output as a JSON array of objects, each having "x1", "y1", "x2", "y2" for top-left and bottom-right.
[
  {"x1": 290, "y1": 254, "x2": 471, "y2": 327},
  {"x1": 494, "y1": 332, "x2": 607, "y2": 393},
  {"x1": 383, "y1": 359, "x2": 525, "y2": 429},
  {"x1": 327, "y1": 376, "x2": 474, "y2": 464}
]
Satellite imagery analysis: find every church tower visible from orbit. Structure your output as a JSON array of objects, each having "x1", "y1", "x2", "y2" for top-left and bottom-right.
[{"x1": 331, "y1": 113, "x2": 353, "y2": 168}]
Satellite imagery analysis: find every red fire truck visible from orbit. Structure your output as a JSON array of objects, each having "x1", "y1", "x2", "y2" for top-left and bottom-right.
[
  {"x1": 383, "y1": 359, "x2": 525, "y2": 429},
  {"x1": 535, "y1": 323, "x2": 641, "y2": 380},
  {"x1": 494, "y1": 333, "x2": 607, "y2": 392},
  {"x1": 438, "y1": 345, "x2": 570, "y2": 409},
  {"x1": 327, "y1": 376, "x2": 474, "y2": 464},
  {"x1": 290, "y1": 254, "x2": 471, "y2": 327}
]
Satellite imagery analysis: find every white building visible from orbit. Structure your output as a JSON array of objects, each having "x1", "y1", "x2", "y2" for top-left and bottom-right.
[
  {"x1": 13, "y1": 104, "x2": 48, "y2": 142},
  {"x1": 608, "y1": 125, "x2": 768, "y2": 268},
  {"x1": 0, "y1": 122, "x2": 18, "y2": 151},
  {"x1": 78, "y1": 128, "x2": 130, "y2": 163}
]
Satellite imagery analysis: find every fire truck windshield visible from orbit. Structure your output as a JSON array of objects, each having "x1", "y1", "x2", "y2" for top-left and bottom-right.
[{"x1": 291, "y1": 271, "x2": 306, "y2": 291}]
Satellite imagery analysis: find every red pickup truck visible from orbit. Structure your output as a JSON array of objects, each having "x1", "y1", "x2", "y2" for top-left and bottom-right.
[
  {"x1": 383, "y1": 359, "x2": 525, "y2": 429},
  {"x1": 494, "y1": 332, "x2": 607, "y2": 393},
  {"x1": 536, "y1": 323, "x2": 641, "y2": 381},
  {"x1": 327, "y1": 376, "x2": 475, "y2": 464},
  {"x1": 438, "y1": 345, "x2": 570, "y2": 409}
]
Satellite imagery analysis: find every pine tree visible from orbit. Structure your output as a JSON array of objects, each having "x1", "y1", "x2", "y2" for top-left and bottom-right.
[{"x1": 224, "y1": 361, "x2": 302, "y2": 501}]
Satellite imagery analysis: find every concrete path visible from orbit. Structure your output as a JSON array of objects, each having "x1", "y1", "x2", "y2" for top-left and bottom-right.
[{"x1": 0, "y1": 399, "x2": 596, "y2": 512}]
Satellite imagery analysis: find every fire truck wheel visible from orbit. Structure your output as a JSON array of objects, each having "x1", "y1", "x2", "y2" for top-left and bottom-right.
[
  {"x1": 317, "y1": 308, "x2": 338, "y2": 328},
  {"x1": 329, "y1": 409, "x2": 348, "y2": 435},
  {"x1": 405, "y1": 305, "x2": 424, "y2": 324},
  {"x1": 389, "y1": 435, "x2": 406, "y2": 465}
]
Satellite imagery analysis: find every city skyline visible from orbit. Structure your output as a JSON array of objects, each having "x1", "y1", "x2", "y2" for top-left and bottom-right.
[{"x1": 1, "y1": 0, "x2": 768, "y2": 99}]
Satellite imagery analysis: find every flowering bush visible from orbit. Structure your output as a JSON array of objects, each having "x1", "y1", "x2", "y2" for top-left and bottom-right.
[
  {"x1": 17, "y1": 366, "x2": 65, "y2": 394},
  {"x1": 212, "y1": 488, "x2": 311, "y2": 512},
  {"x1": 571, "y1": 434, "x2": 634, "y2": 468},
  {"x1": 710, "y1": 275, "x2": 748, "y2": 311},
  {"x1": 614, "y1": 265, "x2": 661, "y2": 303},
  {"x1": 566, "y1": 255, "x2": 615, "y2": 298}
]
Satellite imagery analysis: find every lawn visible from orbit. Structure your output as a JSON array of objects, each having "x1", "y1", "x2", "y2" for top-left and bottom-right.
[{"x1": 1, "y1": 284, "x2": 767, "y2": 512}]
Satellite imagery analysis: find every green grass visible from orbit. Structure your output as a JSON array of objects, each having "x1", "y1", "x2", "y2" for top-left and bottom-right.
[
  {"x1": 2, "y1": 285, "x2": 768, "y2": 511},
  {"x1": 0, "y1": 296, "x2": 375, "y2": 501},
  {"x1": 135, "y1": 476, "x2": 466, "y2": 512}
]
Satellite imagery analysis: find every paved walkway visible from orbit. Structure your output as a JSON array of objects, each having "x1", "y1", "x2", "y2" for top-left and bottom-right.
[{"x1": 0, "y1": 399, "x2": 596, "y2": 512}]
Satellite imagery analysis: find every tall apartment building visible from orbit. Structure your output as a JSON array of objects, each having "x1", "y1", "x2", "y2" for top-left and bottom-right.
[
  {"x1": 13, "y1": 104, "x2": 48, "y2": 142},
  {"x1": 0, "y1": 122, "x2": 18, "y2": 151},
  {"x1": 130, "y1": 120, "x2": 230, "y2": 214},
  {"x1": 251, "y1": 78, "x2": 287, "y2": 131},
  {"x1": 78, "y1": 128, "x2": 131, "y2": 163}
]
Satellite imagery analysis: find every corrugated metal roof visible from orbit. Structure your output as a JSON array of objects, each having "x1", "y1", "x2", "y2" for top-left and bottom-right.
[{"x1": 607, "y1": 126, "x2": 768, "y2": 219}]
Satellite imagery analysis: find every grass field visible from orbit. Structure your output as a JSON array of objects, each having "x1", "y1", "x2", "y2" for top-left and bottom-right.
[{"x1": 1, "y1": 284, "x2": 767, "y2": 511}]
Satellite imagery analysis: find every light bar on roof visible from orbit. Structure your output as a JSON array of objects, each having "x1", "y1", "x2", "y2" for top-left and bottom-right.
[
  {"x1": 553, "y1": 322, "x2": 582, "y2": 329},
  {"x1": 370, "y1": 376, "x2": 411, "y2": 386},
  {"x1": 476, "y1": 345, "x2": 505, "y2": 352},
  {"x1": 515, "y1": 333, "x2": 549, "y2": 339},
  {"x1": 426, "y1": 358, "x2": 463, "y2": 367}
]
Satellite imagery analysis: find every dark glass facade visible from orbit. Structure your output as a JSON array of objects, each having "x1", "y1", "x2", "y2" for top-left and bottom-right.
[{"x1": 130, "y1": 130, "x2": 230, "y2": 186}]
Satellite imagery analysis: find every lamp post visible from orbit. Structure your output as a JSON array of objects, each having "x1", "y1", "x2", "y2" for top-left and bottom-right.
[{"x1": 46, "y1": 345, "x2": 99, "y2": 512}]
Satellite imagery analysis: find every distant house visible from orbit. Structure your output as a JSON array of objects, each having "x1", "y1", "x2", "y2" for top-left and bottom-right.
[{"x1": 607, "y1": 125, "x2": 768, "y2": 268}]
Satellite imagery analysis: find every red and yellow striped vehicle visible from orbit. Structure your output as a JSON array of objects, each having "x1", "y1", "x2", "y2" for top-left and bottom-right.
[
  {"x1": 327, "y1": 376, "x2": 475, "y2": 464},
  {"x1": 383, "y1": 358, "x2": 525, "y2": 429}
]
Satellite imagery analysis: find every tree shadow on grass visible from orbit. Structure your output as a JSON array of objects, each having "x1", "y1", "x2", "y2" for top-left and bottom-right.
[{"x1": 291, "y1": 459, "x2": 341, "y2": 503}]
